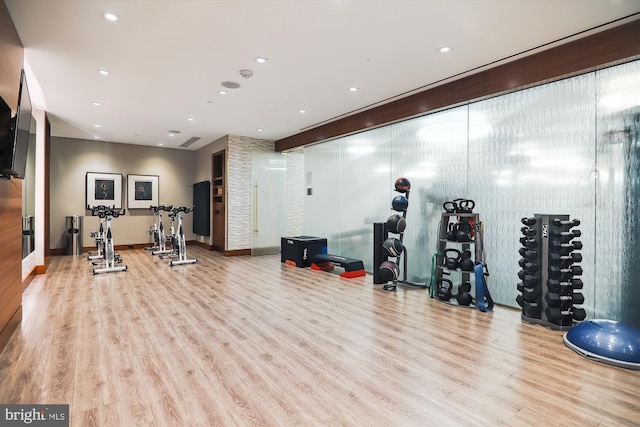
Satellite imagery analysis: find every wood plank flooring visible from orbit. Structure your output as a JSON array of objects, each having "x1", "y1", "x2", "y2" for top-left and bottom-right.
[{"x1": 1, "y1": 246, "x2": 639, "y2": 426}]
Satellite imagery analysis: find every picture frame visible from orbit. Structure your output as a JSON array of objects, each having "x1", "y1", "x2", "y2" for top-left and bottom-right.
[
  {"x1": 127, "y1": 174, "x2": 159, "y2": 209},
  {"x1": 86, "y1": 172, "x2": 123, "y2": 209}
]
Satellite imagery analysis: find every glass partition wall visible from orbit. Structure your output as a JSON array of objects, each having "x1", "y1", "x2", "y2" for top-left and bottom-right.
[{"x1": 302, "y1": 59, "x2": 640, "y2": 327}]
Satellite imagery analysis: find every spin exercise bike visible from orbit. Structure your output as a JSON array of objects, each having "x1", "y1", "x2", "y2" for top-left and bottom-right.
[
  {"x1": 151, "y1": 204, "x2": 173, "y2": 256},
  {"x1": 164, "y1": 206, "x2": 197, "y2": 267},
  {"x1": 91, "y1": 205, "x2": 128, "y2": 275}
]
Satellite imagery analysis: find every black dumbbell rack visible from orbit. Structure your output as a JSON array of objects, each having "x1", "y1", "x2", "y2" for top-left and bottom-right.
[
  {"x1": 432, "y1": 211, "x2": 483, "y2": 307},
  {"x1": 517, "y1": 214, "x2": 586, "y2": 330}
]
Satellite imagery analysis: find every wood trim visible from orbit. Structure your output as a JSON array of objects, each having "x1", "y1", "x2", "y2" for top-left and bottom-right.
[
  {"x1": 275, "y1": 18, "x2": 640, "y2": 151},
  {"x1": 36, "y1": 264, "x2": 46, "y2": 274},
  {"x1": 22, "y1": 266, "x2": 37, "y2": 291},
  {"x1": 44, "y1": 114, "x2": 51, "y2": 259},
  {"x1": 190, "y1": 240, "x2": 214, "y2": 251},
  {"x1": 224, "y1": 248, "x2": 251, "y2": 257},
  {"x1": 0, "y1": 305, "x2": 21, "y2": 355}
]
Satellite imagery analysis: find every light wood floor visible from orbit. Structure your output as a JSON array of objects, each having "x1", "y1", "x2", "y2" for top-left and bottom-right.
[{"x1": 1, "y1": 247, "x2": 639, "y2": 426}]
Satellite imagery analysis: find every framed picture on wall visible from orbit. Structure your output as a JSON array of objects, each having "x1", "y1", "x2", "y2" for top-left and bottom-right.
[
  {"x1": 127, "y1": 174, "x2": 159, "y2": 209},
  {"x1": 86, "y1": 172, "x2": 123, "y2": 209}
]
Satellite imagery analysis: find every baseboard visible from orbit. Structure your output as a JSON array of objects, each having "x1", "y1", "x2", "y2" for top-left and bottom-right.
[
  {"x1": 224, "y1": 249, "x2": 251, "y2": 256},
  {"x1": 0, "y1": 305, "x2": 22, "y2": 355},
  {"x1": 22, "y1": 267, "x2": 37, "y2": 292},
  {"x1": 36, "y1": 264, "x2": 46, "y2": 274},
  {"x1": 190, "y1": 240, "x2": 213, "y2": 250}
]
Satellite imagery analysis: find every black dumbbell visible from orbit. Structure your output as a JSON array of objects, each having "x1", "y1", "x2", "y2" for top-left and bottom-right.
[
  {"x1": 521, "y1": 286, "x2": 541, "y2": 303},
  {"x1": 545, "y1": 307, "x2": 573, "y2": 325},
  {"x1": 520, "y1": 237, "x2": 537, "y2": 249},
  {"x1": 523, "y1": 301, "x2": 541, "y2": 317},
  {"x1": 516, "y1": 294, "x2": 525, "y2": 308},
  {"x1": 521, "y1": 226, "x2": 537, "y2": 237},
  {"x1": 517, "y1": 270, "x2": 538, "y2": 287},
  {"x1": 550, "y1": 240, "x2": 582, "y2": 252},
  {"x1": 549, "y1": 265, "x2": 583, "y2": 277},
  {"x1": 547, "y1": 280, "x2": 573, "y2": 295},
  {"x1": 518, "y1": 260, "x2": 539, "y2": 273},
  {"x1": 545, "y1": 292, "x2": 585, "y2": 308},
  {"x1": 572, "y1": 307, "x2": 587, "y2": 321},
  {"x1": 519, "y1": 248, "x2": 538, "y2": 261},
  {"x1": 549, "y1": 252, "x2": 582, "y2": 263},
  {"x1": 552, "y1": 218, "x2": 581, "y2": 229},
  {"x1": 521, "y1": 217, "x2": 537, "y2": 226},
  {"x1": 570, "y1": 278, "x2": 584, "y2": 289},
  {"x1": 550, "y1": 229, "x2": 581, "y2": 244}
]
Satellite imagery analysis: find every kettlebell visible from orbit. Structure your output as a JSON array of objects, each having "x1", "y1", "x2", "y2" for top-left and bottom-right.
[
  {"x1": 444, "y1": 248, "x2": 461, "y2": 270},
  {"x1": 446, "y1": 222, "x2": 457, "y2": 241},
  {"x1": 458, "y1": 249, "x2": 474, "y2": 271},
  {"x1": 454, "y1": 222, "x2": 472, "y2": 242},
  {"x1": 455, "y1": 199, "x2": 475, "y2": 213},
  {"x1": 442, "y1": 201, "x2": 457, "y2": 213},
  {"x1": 456, "y1": 282, "x2": 473, "y2": 306},
  {"x1": 436, "y1": 278, "x2": 453, "y2": 301}
]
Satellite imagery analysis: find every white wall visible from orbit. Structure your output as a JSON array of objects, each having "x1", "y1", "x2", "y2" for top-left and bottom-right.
[{"x1": 50, "y1": 137, "x2": 196, "y2": 250}]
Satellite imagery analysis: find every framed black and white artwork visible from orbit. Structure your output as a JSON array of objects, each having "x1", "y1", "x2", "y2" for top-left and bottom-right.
[
  {"x1": 127, "y1": 174, "x2": 159, "y2": 209},
  {"x1": 86, "y1": 172, "x2": 123, "y2": 209}
]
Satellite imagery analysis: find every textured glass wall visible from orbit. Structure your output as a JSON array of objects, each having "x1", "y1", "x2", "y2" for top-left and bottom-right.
[
  {"x1": 595, "y1": 60, "x2": 640, "y2": 325},
  {"x1": 303, "y1": 141, "x2": 342, "y2": 254},
  {"x1": 300, "y1": 59, "x2": 640, "y2": 327},
  {"x1": 468, "y1": 74, "x2": 596, "y2": 309}
]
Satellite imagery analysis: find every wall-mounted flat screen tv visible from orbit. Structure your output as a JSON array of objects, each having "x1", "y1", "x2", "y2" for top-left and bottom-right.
[{"x1": 0, "y1": 69, "x2": 32, "y2": 179}]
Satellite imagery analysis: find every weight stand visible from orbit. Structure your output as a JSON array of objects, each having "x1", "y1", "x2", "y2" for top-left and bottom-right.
[
  {"x1": 432, "y1": 210, "x2": 483, "y2": 308},
  {"x1": 374, "y1": 182, "x2": 427, "y2": 292},
  {"x1": 516, "y1": 214, "x2": 585, "y2": 330}
]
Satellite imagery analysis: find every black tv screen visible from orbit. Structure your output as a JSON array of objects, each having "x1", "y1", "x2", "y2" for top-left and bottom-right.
[{"x1": 0, "y1": 69, "x2": 32, "y2": 179}]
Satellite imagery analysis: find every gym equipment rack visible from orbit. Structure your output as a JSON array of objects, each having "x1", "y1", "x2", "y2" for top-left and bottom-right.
[
  {"x1": 516, "y1": 214, "x2": 586, "y2": 330},
  {"x1": 432, "y1": 209, "x2": 484, "y2": 308}
]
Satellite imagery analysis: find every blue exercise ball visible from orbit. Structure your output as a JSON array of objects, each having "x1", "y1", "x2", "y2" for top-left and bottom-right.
[
  {"x1": 563, "y1": 319, "x2": 640, "y2": 369},
  {"x1": 391, "y1": 195, "x2": 408, "y2": 212}
]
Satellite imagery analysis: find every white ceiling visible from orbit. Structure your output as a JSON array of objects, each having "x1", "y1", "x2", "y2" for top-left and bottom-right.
[{"x1": 5, "y1": 0, "x2": 640, "y2": 151}]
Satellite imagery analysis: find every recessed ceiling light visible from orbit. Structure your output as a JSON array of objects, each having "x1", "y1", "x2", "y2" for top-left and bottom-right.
[
  {"x1": 98, "y1": 69, "x2": 110, "y2": 76},
  {"x1": 257, "y1": 128, "x2": 264, "y2": 132},
  {"x1": 93, "y1": 136, "x2": 100, "y2": 139},
  {"x1": 218, "y1": 90, "x2": 227, "y2": 95},
  {"x1": 92, "y1": 101, "x2": 102, "y2": 106},
  {"x1": 349, "y1": 87, "x2": 359, "y2": 92},
  {"x1": 103, "y1": 11, "x2": 118, "y2": 22},
  {"x1": 158, "y1": 142, "x2": 163, "y2": 146},
  {"x1": 299, "y1": 109, "x2": 306, "y2": 113},
  {"x1": 187, "y1": 117, "x2": 194, "y2": 121},
  {"x1": 438, "y1": 46, "x2": 453, "y2": 53},
  {"x1": 254, "y1": 56, "x2": 268, "y2": 63},
  {"x1": 169, "y1": 133, "x2": 174, "y2": 137},
  {"x1": 94, "y1": 124, "x2": 101, "y2": 128}
]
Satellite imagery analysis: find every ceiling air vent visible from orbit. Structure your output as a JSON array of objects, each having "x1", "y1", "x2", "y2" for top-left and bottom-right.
[{"x1": 180, "y1": 137, "x2": 201, "y2": 148}]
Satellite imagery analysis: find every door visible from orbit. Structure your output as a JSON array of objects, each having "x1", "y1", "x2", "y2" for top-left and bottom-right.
[{"x1": 251, "y1": 148, "x2": 286, "y2": 255}]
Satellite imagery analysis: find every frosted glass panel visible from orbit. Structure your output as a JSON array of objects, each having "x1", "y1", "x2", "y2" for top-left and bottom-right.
[
  {"x1": 390, "y1": 108, "x2": 469, "y2": 282},
  {"x1": 252, "y1": 146, "x2": 287, "y2": 254},
  {"x1": 338, "y1": 131, "x2": 392, "y2": 268},
  {"x1": 298, "y1": 59, "x2": 640, "y2": 328},
  {"x1": 303, "y1": 141, "x2": 341, "y2": 253},
  {"x1": 595, "y1": 60, "x2": 640, "y2": 325},
  {"x1": 468, "y1": 74, "x2": 596, "y2": 310}
]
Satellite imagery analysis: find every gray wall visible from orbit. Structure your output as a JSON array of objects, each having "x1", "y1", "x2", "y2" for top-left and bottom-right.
[{"x1": 50, "y1": 137, "x2": 196, "y2": 250}]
